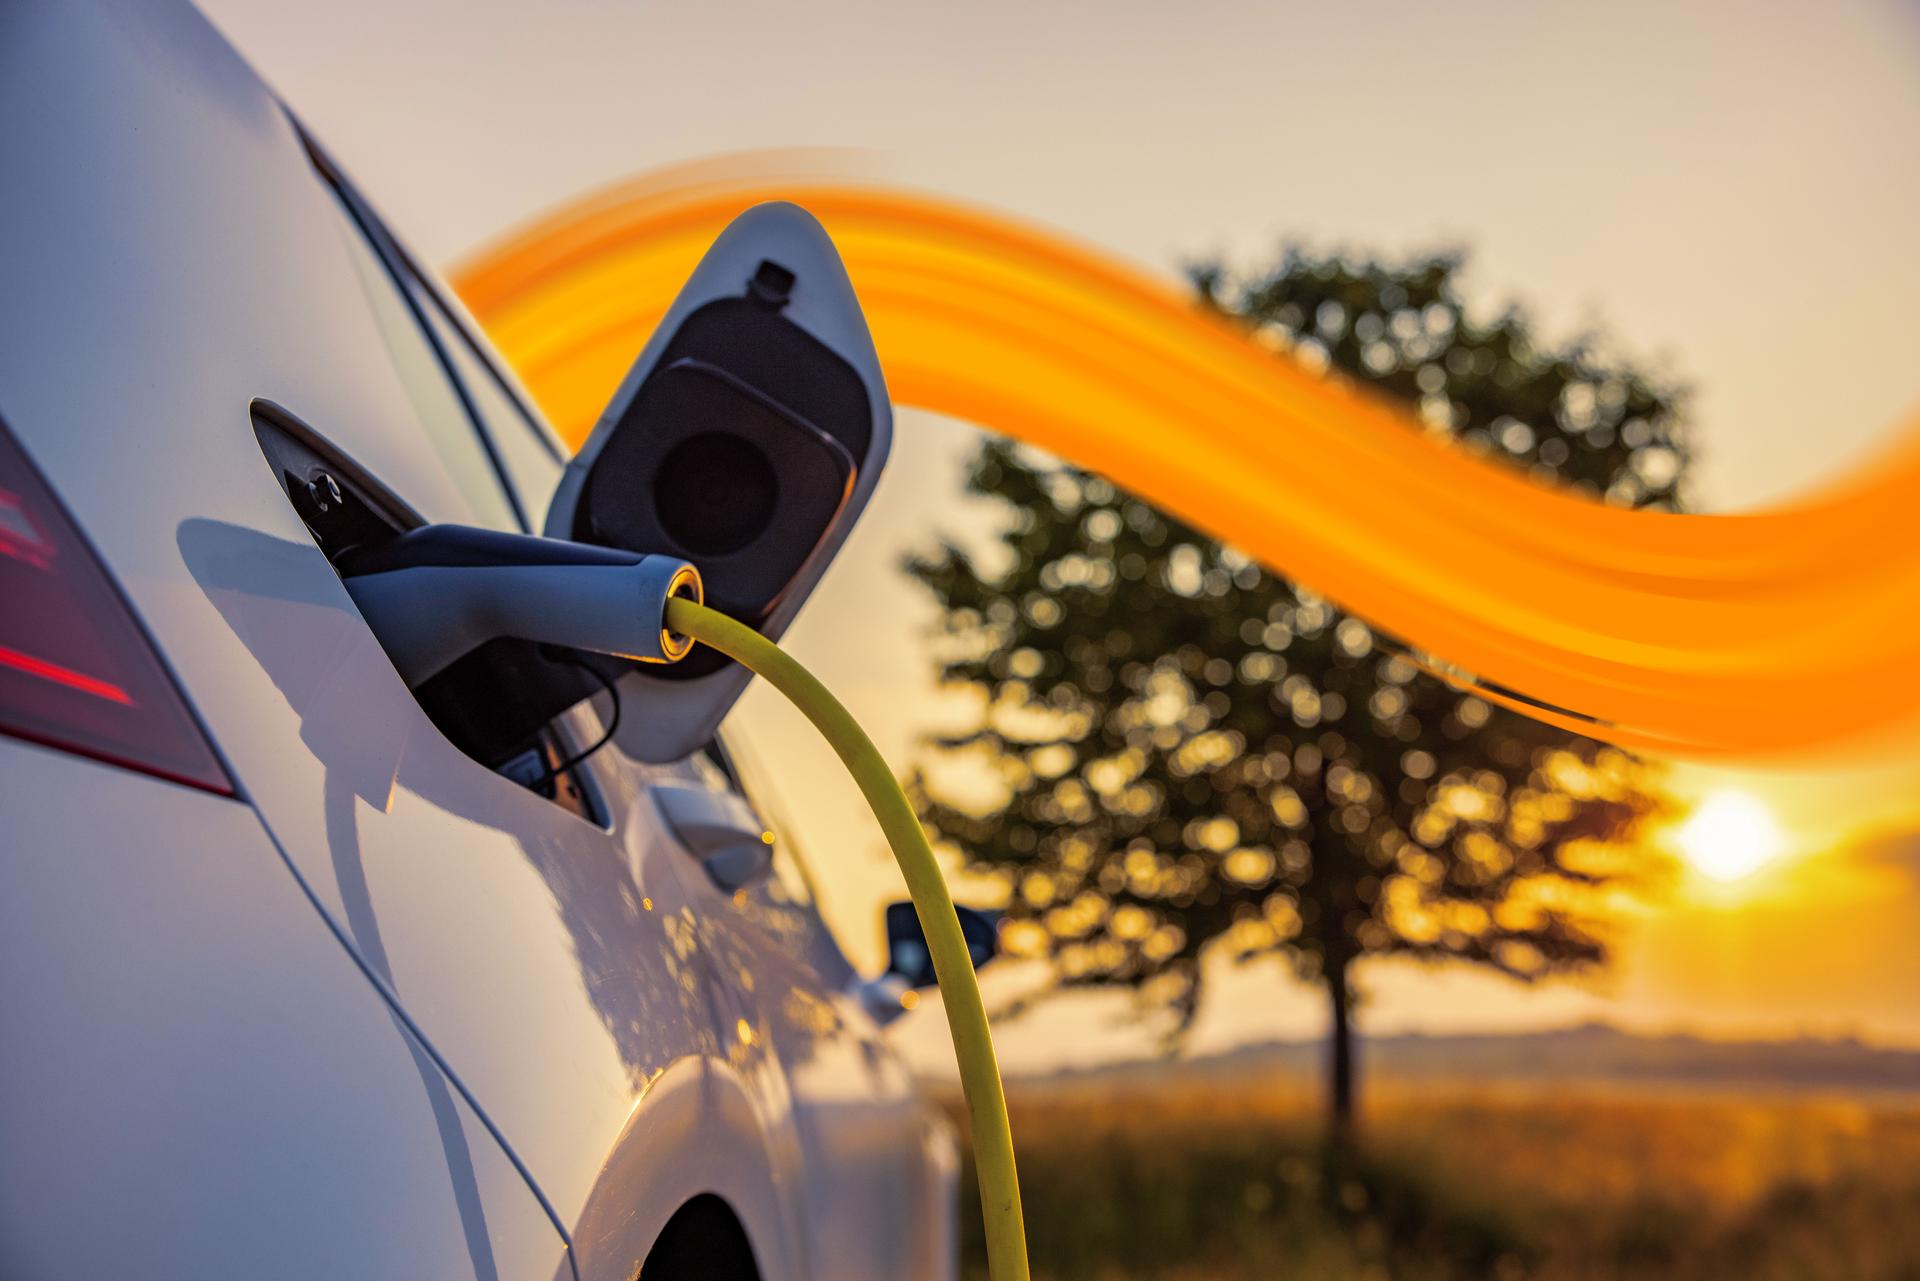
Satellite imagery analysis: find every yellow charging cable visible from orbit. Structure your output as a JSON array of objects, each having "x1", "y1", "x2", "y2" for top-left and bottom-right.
[{"x1": 666, "y1": 596, "x2": 1030, "y2": 1281}]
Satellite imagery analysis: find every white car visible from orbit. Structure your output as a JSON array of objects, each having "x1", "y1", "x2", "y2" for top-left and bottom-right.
[{"x1": 0, "y1": 2, "x2": 973, "y2": 1277}]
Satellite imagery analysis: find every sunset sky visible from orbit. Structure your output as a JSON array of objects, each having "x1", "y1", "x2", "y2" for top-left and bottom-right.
[{"x1": 199, "y1": 0, "x2": 1920, "y2": 1066}]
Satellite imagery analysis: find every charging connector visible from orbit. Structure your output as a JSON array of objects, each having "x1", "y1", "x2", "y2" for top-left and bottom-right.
[{"x1": 341, "y1": 525, "x2": 701, "y2": 687}]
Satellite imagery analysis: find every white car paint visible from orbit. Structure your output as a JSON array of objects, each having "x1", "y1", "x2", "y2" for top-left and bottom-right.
[{"x1": 0, "y1": 2, "x2": 956, "y2": 1278}]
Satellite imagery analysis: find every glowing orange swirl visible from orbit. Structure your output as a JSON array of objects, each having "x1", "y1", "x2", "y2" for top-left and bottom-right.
[{"x1": 453, "y1": 163, "x2": 1920, "y2": 763}]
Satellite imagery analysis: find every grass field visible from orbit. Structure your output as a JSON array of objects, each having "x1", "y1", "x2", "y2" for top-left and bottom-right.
[{"x1": 933, "y1": 1074, "x2": 1920, "y2": 1281}]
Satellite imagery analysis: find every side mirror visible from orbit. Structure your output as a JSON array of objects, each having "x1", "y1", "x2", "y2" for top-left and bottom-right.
[
  {"x1": 883, "y1": 899, "x2": 999, "y2": 990},
  {"x1": 545, "y1": 202, "x2": 892, "y2": 763}
]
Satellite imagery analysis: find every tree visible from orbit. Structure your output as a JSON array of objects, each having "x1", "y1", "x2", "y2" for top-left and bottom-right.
[{"x1": 905, "y1": 248, "x2": 1687, "y2": 1136}]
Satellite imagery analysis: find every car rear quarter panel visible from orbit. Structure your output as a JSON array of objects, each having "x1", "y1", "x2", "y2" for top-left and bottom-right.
[{"x1": 0, "y1": 738, "x2": 569, "y2": 1281}]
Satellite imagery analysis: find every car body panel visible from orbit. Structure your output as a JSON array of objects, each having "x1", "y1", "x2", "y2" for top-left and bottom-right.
[
  {"x1": 0, "y1": 739, "x2": 569, "y2": 1281},
  {"x1": 1, "y1": 1, "x2": 757, "y2": 1254},
  {"x1": 688, "y1": 848, "x2": 949, "y2": 1278}
]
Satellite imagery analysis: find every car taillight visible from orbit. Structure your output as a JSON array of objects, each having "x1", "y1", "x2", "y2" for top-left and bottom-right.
[{"x1": 0, "y1": 418, "x2": 232, "y2": 795}]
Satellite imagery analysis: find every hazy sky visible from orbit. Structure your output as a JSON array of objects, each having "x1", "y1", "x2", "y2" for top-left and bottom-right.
[{"x1": 198, "y1": 0, "x2": 1920, "y2": 1061}]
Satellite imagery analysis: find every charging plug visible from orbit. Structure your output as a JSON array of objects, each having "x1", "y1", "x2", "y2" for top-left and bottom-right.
[{"x1": 340, "y1": 525, "x2": 700, "y2": 688}]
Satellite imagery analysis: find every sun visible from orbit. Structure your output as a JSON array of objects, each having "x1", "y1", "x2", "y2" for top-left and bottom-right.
[{"x1": 1673, "y1": 790, "x2": 1786, "y2": 883}]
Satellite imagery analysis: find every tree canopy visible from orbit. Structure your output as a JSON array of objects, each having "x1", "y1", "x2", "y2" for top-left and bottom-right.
[{"x1": 906, "y1": 247, "x2": 1689, "y2": 1123}]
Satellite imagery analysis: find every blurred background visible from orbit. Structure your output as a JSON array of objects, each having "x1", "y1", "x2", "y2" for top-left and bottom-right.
[{"x1": 200, "y1": 3, "x2": 1920, "y2": 1277}]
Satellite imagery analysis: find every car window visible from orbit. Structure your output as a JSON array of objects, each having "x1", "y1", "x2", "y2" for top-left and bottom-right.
[
  {"x1": 404, "y1": 274, "x2": 567, "y2": 530},
  {"x1": 319, "y1": 182, "x2": 523, "y2": 532}
]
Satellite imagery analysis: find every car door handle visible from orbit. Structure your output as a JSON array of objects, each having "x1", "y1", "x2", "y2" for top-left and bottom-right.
[{"x1": 652, "y1": 782, "x2": 774, "y2": 892}]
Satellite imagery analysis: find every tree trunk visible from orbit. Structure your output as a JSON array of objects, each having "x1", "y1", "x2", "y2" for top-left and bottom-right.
[{"x1": 1326, "y1": 959, "x2": 1356, "y2": 1144}]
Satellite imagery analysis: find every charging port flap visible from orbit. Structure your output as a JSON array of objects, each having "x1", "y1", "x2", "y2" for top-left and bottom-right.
[{"x1": 544, "y1": 202, "x2": 893, "y2": 763}]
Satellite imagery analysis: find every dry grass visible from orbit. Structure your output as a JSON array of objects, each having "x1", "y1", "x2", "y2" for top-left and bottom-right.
[{"x1": 933, "y1": 1072, "x2": 1920, "y2": 1281}]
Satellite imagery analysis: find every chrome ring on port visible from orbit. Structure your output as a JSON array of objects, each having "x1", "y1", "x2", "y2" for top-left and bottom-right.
[{"x1": 655, "y1": 560, "x2": 704, "y2": 663}]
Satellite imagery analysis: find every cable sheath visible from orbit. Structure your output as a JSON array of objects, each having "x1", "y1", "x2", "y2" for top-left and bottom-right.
[{"x1": 666, "y1": 596, "x2": 1030, "y2": 1281}]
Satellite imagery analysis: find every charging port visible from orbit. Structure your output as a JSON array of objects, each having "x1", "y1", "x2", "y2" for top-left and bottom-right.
[{"x1": 252, "y1": 402, "x2": 608, "y2": 819}]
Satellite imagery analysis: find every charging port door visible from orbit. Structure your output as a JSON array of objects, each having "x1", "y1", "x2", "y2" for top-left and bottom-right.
[{"x1": 544, "y1": 201, "x2": 892, "y2": 763}]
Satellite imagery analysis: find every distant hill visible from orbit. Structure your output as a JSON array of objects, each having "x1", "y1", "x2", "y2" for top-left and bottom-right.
[{"x1": 1010, "y1": 1022, "x2": 1920, "y2": 1095}]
